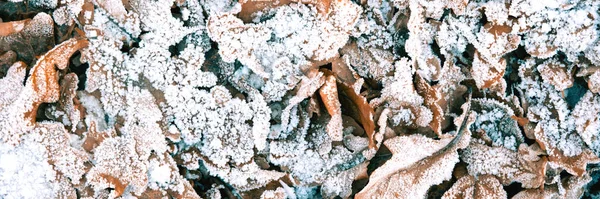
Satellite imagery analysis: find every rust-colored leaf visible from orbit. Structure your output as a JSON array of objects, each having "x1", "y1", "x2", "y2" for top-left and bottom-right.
[
  {"x1": 338, "y1": 80, "x2": 376, "y2": 149},
  {"x1": 533, "y1": 124, "x2": 600, "y2": 176},
  {"x1": 442, "y1": 175, "x2": 507, "y2": 199},
  {"x1": 99, "y1": 174, "x2": 128, "y2": 197},
  {"x1": 319, "y1": 74, "x2": 343, "y2": 141},
  {"x1": 238, "y1": 0, "x2": 332, "y2": 23},
  {"x1": 415, "y1": 72, "x2": 443, "y2": 136},
  {"x1": 24, "y1": 38, "x2": 89, "y2": 123}
]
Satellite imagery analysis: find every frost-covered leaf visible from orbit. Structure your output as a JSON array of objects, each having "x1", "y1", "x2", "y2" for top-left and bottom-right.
[
  {"x1": 441, "y1": 175, "x2": 507, "y2": 199},
  {"x1": 470, "y1": 98, "x2": 523, "y2": 151},
  {"x1": 57, "y1": 73, "x2": 84, "y2": 132},
  {"x1": 461, "y1": 142, "x2": 546, "y2": 188},
  {"x1": 537, "y1": 58, "x2": 573, "y2": 91},
  {"x1": 238, "y1": 0, "x2": 333, "y2": 22},
  {"x1": 415, "y1": 72, "x2": 443, "y2": 136},
  {"x1": 319, "y1": 74, "x2": 343, "y2": 141},
  {"x1": 572, "y1": 91, "x2": 600, "y2": 156},
  {"x1": 0, "y1": 12, "x2": 54, "y2": 64},
  {"x1": 512, "y1": 173, "x2": 592, "y2": 199},
  {"x1": 1, "y1": 38, "x2": 88, "y2": 145},
  {"x1": 533, "y1": 124, "x2": 600, "y2": 176},
  {"x1": 355, "y1": 102, "x2": 473, "y2": 198}
]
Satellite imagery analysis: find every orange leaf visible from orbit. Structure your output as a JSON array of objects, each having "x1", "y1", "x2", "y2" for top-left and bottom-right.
[{"x1": 100, "y1": 174, "x2": 128, "y2": 197}]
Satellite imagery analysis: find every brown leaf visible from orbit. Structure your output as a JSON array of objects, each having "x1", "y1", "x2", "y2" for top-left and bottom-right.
[
  {"x1": 58, "y1": 73, "x2": 85, "y2": 132},
  {"x1": 537, "y1": 58, "x2": 573, "y2": 91},
  {"x1": 355, "y1": 102, "x2": 473, "y2": 198},
  {"x1": 0, "y1": 13, "x2": 55, "y2": 64},
  {"x1": 441, "y1": 175, "x2": 507, "y2": 199},
  {"x1": 415, "y1": 72, "x2": 443, "y2": 136},
  {"x1": 461, "y1": 142, "x2": 547, "y2": 188},
  {"x1": 319, "y1": 74, "x2": 343, "y2": 141},
  {"x1": 471, "y1": 50, "x2": 506, "y2": 89},
  {"x1": 533, "y1": 124, "x2": 600, "y2": 176},
  {"x1": 24, "y1": 38, "x2": 89, "y2": 123},
  {"x1": 238, "y1": 0, "x2": 332, "y2": 22},
  {"x1": 82, "y1": 121, "x2": 116, "y2": 152},
  {"x1": 512, "y1": 173, "x2": 592, "y2": 199},
  {"x1": 338, "y1": 80, "x2": 376, "y2": 149},
  {"x1": 99, "y1": 174, "x2": 128, "y2": 197}
]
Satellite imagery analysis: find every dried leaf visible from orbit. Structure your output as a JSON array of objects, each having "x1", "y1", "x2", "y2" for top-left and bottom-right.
[
  {"x1": 441, "y1": 175, "x2": 507, "y2": 199},
  {"x1": 461, "y1": 142, "x2": 547, "y2": 188},
  {"x1": 238, "y1": 0, "x2": 333, "y2": 22},
  {"x1": 319, "y1": 75, "x2": 343, "y2": 141},
  {"x1": 0, "y1": 13, "x2": 54, "y2": 64},
  {"x1": 512, "y1": 173, "x2": 592, "y2": 199},
  {"x1": 533, "y1": 124, "x2": 600, "y2": 176},
  {"x1": 58, "y1": 73, "x2": 84, "y2": 132},
  {"x1": 572, "y1": 91, "x2": 600, "y2": 156},
  {"x1": 82, "y1": 121, "x2": 116, "y2": 152},
  {"x1": 537, "y1": 58, "x2": 573, "y2": 91},
  {"x1": 338, "y1": 81, "x2": 376, "y2": 149},
  {"x1": 26, "y1": 38, "x2": 89, "y2": 122},
  {"x1": 99, "y1": 174, "x2": 128, "y2": 197},
  {"x1": 355, "y1": 102, "x2": 473, "y2": 198},
  {"x1": 415, "y1": 72, "x2": 443, "y2": 136},
  {"x1": 471, "y1": 51, "x2": 506, "y2": 89}
]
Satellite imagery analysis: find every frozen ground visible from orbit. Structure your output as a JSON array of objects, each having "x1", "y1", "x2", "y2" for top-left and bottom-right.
[{"x1": 1, "y1": 0, "x2": 600, "y2": 198}]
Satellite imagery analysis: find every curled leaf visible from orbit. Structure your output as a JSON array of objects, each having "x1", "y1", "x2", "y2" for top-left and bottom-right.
[
  {"x1": 99, "y1": 174, "x2": 127, "y2": 197},
  {"x1": 26, "y1": 38, "x2": 89, "y2": 122},
  {"x1": 355, "y1": 101, "x2": 473, "y2": 198},
  {"x1": 239, "y1": 0, "x2": 333, "y2": 22},
  {"x1": 461, "y1": 142, "x2": 547, "y2": 188},
  {"x1": 338, "y1": 80, "x2": 376, "y2": 149},
  {"x1": 319, "y1": 75, "x2": 343, "y2": 141},
  {"x1": 533, "y1": 124, "x2": 600, "y2": 176},
  {"x1": 415, "y1": 72, "x2": 443, "y2": 136},
  {"x1": 442, "y1": 175, "x2": 507, "y2": 199}
]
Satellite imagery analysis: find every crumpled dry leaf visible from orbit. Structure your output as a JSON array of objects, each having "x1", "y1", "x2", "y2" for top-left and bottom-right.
[
  {"x1": 58, "y1": 73, "x2": 85, "y2": 132},
  {"x1": 355, "y1": 100, "x2": 473, "y2": 198},
  {"x1": 82, "y1": 121, "x2": 116, "y2": 152},
  {"x1": 26, "y1": 38, "x2": 89, "y2": 122},
  {"x1": 572, "y1": 91, "x2": 600, "y2": 156},
  {"x1": 0, "y1": 12, "x2": 55, "y2": 64},
  {"x1": 471, "y1": 50, "x2": 506, "y2": 89},
  {"x1": 99, "y1": 174, "x2": 127, "y2": 197},
  {"x1": 533, "y1": 124, "x2": 600, "y2": 176},
  {"x1": 281, "y1": 72, "x2": 325, "y2": 132},
  {"x1": 461, "y1": 142, "x2": 547, "y2": 188},
  {"x1": 415, "y1": 72, "x2": 443, "y2": 136},
  {"x1": 239, "y1": 0, "x2": 333, "y2": 22},
  {"x1": 512, "y1": 173, "x2": 592, "y2": 199},
  {"x1": 441, "y1": 175, "x2": 507, "y2": 199},
  {"x1": 319, "y1": 74, "x2": 343, "y2": 141},
  {"x1": 337, "y1": 79, "x2": 376, "y2": 149},
  {"x1": 537, "y1": 58, "x2": 573, "y2": 91}
]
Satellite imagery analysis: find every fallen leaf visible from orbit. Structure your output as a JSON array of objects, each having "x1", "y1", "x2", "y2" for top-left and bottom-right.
[
  {"x1": 460, "y1": 142, "x2": 547, "y2": 188},
  {"x1": 238, "y1": 0, "x2": 333, "y2": 22},
  {"x1": 0, "y1": 12, "x2": 55, "y2": 64},
  {"x1": 25, "y1": 38, "x2": 89, "y2": 123},
  {"x1": 533, "y1": 124, "x2": 600, "y2": 176},
  {"x1": 355, "y1": 101, "x2": 473, "y2": 198},
  {"x1": 415, "y1": 72, "x2": 443, "y2": 136},
  {"x1": 441, "y1": 175, "x2": 507, "y2": 199},
  {"x1": 319, "y1": 74, "x2": 343, "y2": 141},
  {"x1": 99, "y1": 174, "x2": 128, "y2": 197},
  {"x1": 338, "y1": 80, "x2": 376, "y2": 149}
]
